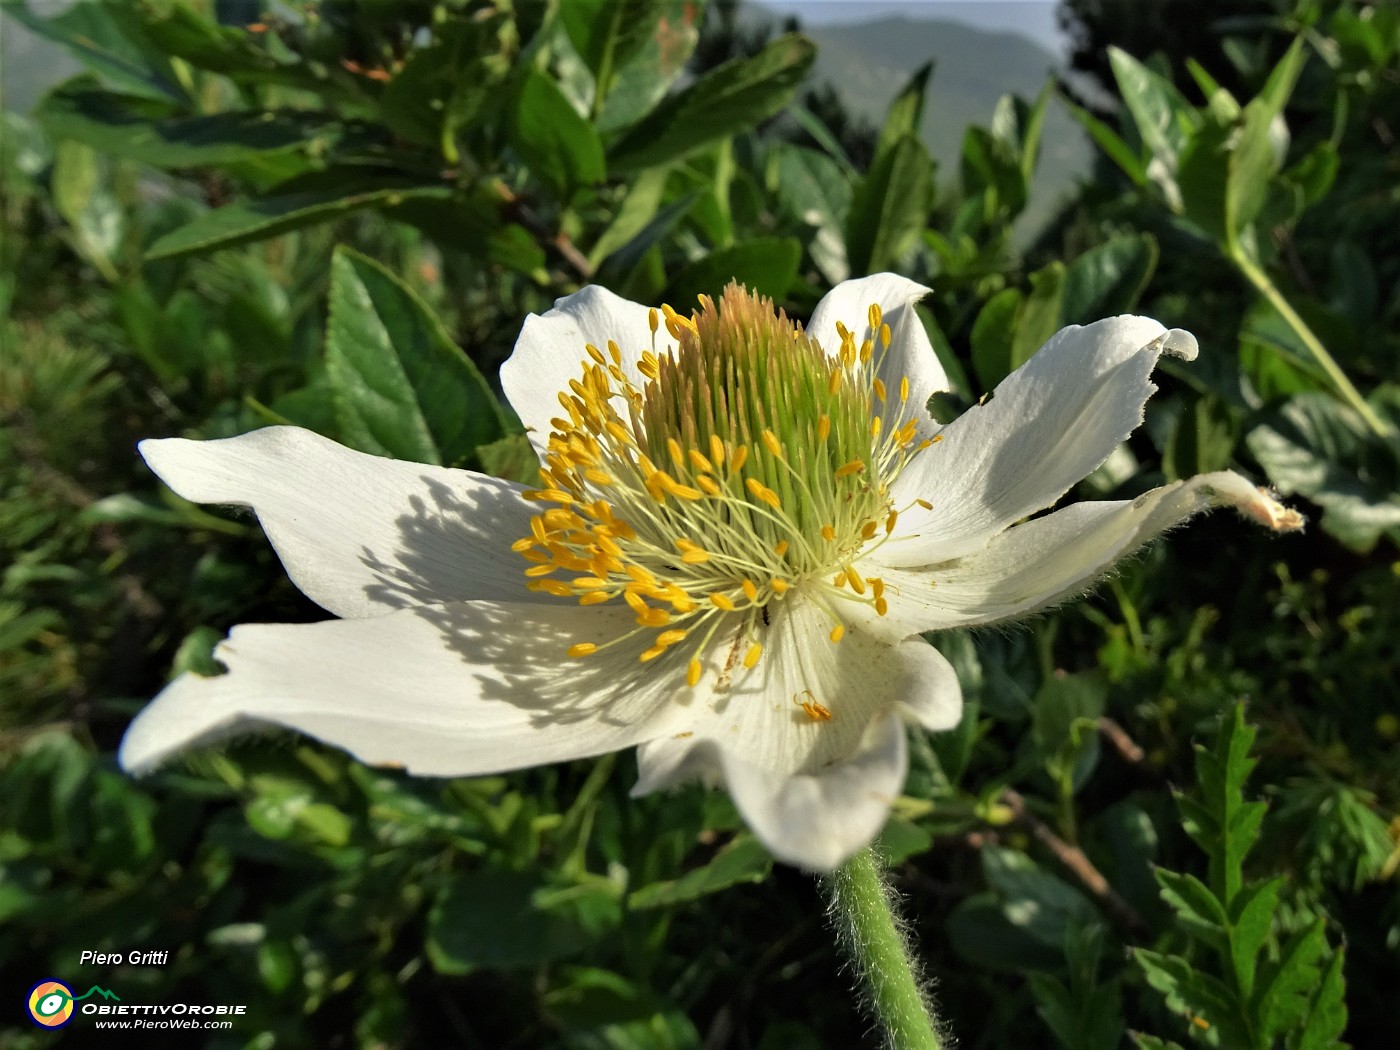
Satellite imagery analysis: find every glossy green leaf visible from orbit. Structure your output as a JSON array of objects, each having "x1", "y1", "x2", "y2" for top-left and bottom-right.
[
  {"x1": 1060, "y1": 233, "x2": 1159, "y2": 324},
  {"x1": 428, "y1": 871, "x2": 616, "y2": 972},
  {"x1": 874, "y1": 61, "x2": 933, "y2": 162},
  {"x1": 511, "y1": 68, "x2": 606, "y2": 194},
  {"x1": 325, "y1": 246, "x2": 505, "y2": 467},
  {"x1": 595, "y1": 0, "x2": 701, "y2": 135},
  {"x1": 1227, "y1": 875, "x2": 1281, "y2": 998},
  {"x1": 1107, "y1": 47, "x2": 1195, "y2": 163},
  {"x1": 969, "y1": 288, "x2": 1023, "y2": 392},
  {"x1": 846, "y1": 134, "x2": 935, "y2": 275},
  {"x1": 37, "y1": 82, "x2": 332, "y2": 169},
  {"x1": 1133, "y1": 949, "x2": 1247, "y2": 1046},
  {"x1": 628, "y1": 836, "x2": 771, "y2": 909},
  {"x1": 146, "y1": 183, "x2": 453, "y2": 260},
  {"x1": 1153, "y1": 870, "x2": 1228, "y2": 948},
  {"x1": 609, "y1": 34, "x2": 816, "y2": 172},
  {"x1": 663, "y1": 237, "x2": 801, "y2": 307},
  {"x1": 1297, "y1": 947, "x2": 1348, "y2": 1050},
  {"x1": 560, "y1": 0, "x2": 661, "y2": 87},
  {"x1": 1255, "y1": 920, "x2": 1328, "y2": 1042}
]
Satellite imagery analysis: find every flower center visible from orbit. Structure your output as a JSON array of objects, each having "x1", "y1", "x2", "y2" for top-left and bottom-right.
[{"x1": 514, "y1": 284, "x2": 937, "y2": 686}]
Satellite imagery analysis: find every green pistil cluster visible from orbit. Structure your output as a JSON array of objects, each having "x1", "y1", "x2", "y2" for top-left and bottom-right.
[{"x1": 514, "y1": 283, "x2": 936, "y2": 687}]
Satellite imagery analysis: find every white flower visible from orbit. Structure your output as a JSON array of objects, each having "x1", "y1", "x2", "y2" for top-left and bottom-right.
[{"x1": 120, "y1": 274, "x2": 1302, "y2": 871}]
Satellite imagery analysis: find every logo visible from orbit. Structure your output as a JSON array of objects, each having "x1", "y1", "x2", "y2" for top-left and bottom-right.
[{"x1": 26, "y1": 980, "x2": 120, "y2": 1028}]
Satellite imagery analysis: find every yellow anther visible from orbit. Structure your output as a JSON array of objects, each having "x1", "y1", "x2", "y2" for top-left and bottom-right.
[
  {"x1": 687, "y1": 659, "x2": 703, "y2": 687},
  {"x1": 584, "y1": 469, "x2": 615, "y2": 486},
  {"x1": 873, "y1": 378, "x2": 887, "y2": 402},
  {"x1": 828, "y1": 370, "x2": 842, "y2": 396},
  {"x1": 835, "y1": 459, "x2": 865, "y2": 478},
  {"x1": 868, "y1": 303, "x2": 883, "y2": 330},
  {"x1": 625, "y1": 564, "x2": 658, "y2": 586},
  {"x1": 656, "y1": 629, "x2": 688, "y2": 647},
  {"x1": 741, "y1": 579, "x2": 759, "y2": 602},
  {"x1": 761, "y1": 430, "x2": 783, "y2": 457},
  {"x1": 570, "y1": 577, "x2": 611, "y2": 590},
  {"x1": 520, "y1": 549, "x2": 549, "y2": 564},
  {"x1": 709, "y1": 434, "x2": 726, "y2": 469},
  {"x1": 586, "y1": 343, "x2": 606, "y2": 365},
  {"x1": 709, "y1": 592, "x2": 737, "y2": 611},
  {"x1": 528, "y1": 579, "x2": 573, "y2": 597},
  {"x1": 821, "y1": 524, "x2": 836, "y2": 542},
  {"x1": 688, "y1": 448, "x2": 715, "y2": 473},
  {"x1": 648, "y1": 308, "x2": 659, "y2": 334},
  {"x1": 833, "y1": 570, "x2": 848, "y2": 588},
  {"x1": 667, "y1": 437, "x2": 684, "y2": 466},
  {"x1": 880, "y1": 322, "x2": 891, "y2": 348},
  {"x1": 770, "y1": 578, "x2": 790, "y2": 595},
  {"x1": 886, "y1": 510, "x2": 899, "y2": 534},
  {"x1": 697, "y1": 476, "x2": 722, "y2": 496},
  {"x1": 829, "y1": 624, "x2": 845, "y2": 643},
  {"x1": 860, "y1": 521, "x2": 879, "y2": 539},
  {"x1": 817, "y1": 415, "x2": 831, "y2": 441},
  {"x1": 579, "y1": 592, "x2": 611, "y2": 605},
  {"x1": 745, "y1": 478, "x2": 781, "y2": 509},
  {"x1": 729, "y1": 445, "x2": 748, "y2": 472},
  {"x1": 524, "y1": 564, "x2": 557, "y2": 577},
  {"x1": 567, "y1": 643, "x2": 598, "y2": 658},
  {"x1": 860, "y1": 339, "x2": 873, "y2": 363},
  {"x1": 915, "y1": 498, "x2": 933, "y2": 510},
  {"x1": 662, "y1": 476, "x2": 705, "y2": 501},
  {"x1": 637, "y1": 607, "x2": 673, "y2": 628},
  {"x1": 743, "y1": 643, "x2": 762, "y2": 669},
  {"x1": 899, "y1": 376, "x2": 910, "y2": 402},
  {"x1": 639, "y1": 645, "x2": 666, "y2": 662},
  {"x1": 510, "y1": 537, "x2": 536, "y2": 552},
  {"x1": 522, "y1": 488, "x2": 574, "y2": 504},
  {"x1": 623, "y1": 591, "x2": 647, "y2": 614},
  {"x1": 846, "y1": 569, "x2": 867, "y2": 595},
  {"x1": 871, "y1": 578, "x2": 885, "y2": 599},
  {"x1": 875, "y1": 597, "x2": 889, "y2": 616},
  {"x1": 530, "y1": 517, "x2": 549, "y2": 543},
  {"x1": 871, "y1": 416, "x2": 883, "y2": 438},
  {"x1": 932, "y1": 434, "x2": 945, "y2": 444},
  {"x1": 608, "y1": 339, "x2": 622, "y2": 365},
  {"x1": 773, "y1": 540, "x2": 789, "y2": 557}
]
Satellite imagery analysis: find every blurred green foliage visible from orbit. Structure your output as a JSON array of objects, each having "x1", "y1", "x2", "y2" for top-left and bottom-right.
[{"x1": 1, "y1": 0, "x2": 1397, "y2": 1047}]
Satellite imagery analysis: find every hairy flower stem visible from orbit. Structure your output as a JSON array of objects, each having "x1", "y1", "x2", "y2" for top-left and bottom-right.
[{"x1": 824, "y1": 847, "x2": 944, "y2": 1050}]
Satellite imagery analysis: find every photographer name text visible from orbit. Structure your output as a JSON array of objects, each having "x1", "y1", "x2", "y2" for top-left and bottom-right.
[{"x1": 80, "y1": 949, "x2": 170, "y2": 966}]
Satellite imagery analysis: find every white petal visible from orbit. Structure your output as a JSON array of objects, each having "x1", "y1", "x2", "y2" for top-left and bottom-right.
[
  {"x1": 141, "y1": 426, "x2": 545, "y2": 618},
  {"x1": 500, "y1": 286, "x2": 678, "y2": 459},
  {"x1": 808, "y1": 273, "x2": 949, "y2": 441},
  {"x1": 631, "y1": 598, "x2": 960, "y2": 870},
  {"x1": 883, "y1": 317, "x2": 1198, "y2": 566},
  {"x1": 651, "y1": 711, "x2": 909, "y2": 872},
  {"x1": 120, "y1": 601, "x2": 688, "y2": 776},
  {"x1": 853, "y1": 470, "x2": 1302, "y2": 642}
]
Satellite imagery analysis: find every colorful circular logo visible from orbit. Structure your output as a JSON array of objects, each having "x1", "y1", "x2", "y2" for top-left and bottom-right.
[{"x1": 27, "y1": 980, "x2": 75, "y2": 1028}]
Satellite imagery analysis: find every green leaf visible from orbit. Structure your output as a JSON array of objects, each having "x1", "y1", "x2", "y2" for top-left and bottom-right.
[
  {"x1": 1164, "y1": 397, "x2": 1236, "y2": 482},
  {"x1": 428, "y1": 871, "x2": 616, "y2": 972},
  {"x1": 560, "y1": 0, "x2": 661, "y2": 88},
  {"x1": 1296, "y1": 946, "x2": 1347, "y2": 1050},
  {"x1": 1134, "y1": 949, "x2": 1248, "y2": 1046},
  {"x1": 595, "y1": 0, "x2": 700, "y2": 135},
  {"x1": 325, "y1": 246, "x2": 505, "y2": 467},
  {"x1": 874, "y1": 61, "x2": 933, "y2": 162},
  {"x1": 475, "y1": 433, "x2": 539, "y2": 485},
  {"x1": 589, "y1": 167, "x2": 670, "y2": 268},
  {"x1": 961, "y1": 125, "x2": 1026, "y2": 217},
  {"x1": 1227, "y1": 876, "x2": 1281, "y2": 998},
  {"x1": 37, "y1": 82, "x2": 332, "y2": 169},
  {"x1": 663, "y1": 237, "x2": 801, "y2": 308},
  {"x1": 379, "y1": 17, "x2": 511, "y2": 154},
  {"x1": 9, "y1": 0, "x2": 187, "y2": 102},
  {"x1": 1062, "y1": 96, "x2": 1149, "y2": 187},
  {"x1": 511, "y1": 68, "x2": 606, "y2": 194},
  {"x1": 145, "y1": 183, "x2": 454, "y2": 260},
  {"x1": 1183, "y1": 703, "x2": 1261, "y2": 907},
  {"x1": 1129, "y1": 1034, "x2": 1187, "y2": 1050},
  {"x1": 609, "y1": 34, "x2": 816, "y2": 172},
  {"x1": 628, "y1": 836, "x2": 771, "y2": 909},
  {"x1": 1153, "y1": 870, "x2": 1228, "y2": 948},
  {"x1": 1254, "y1": 920, "x2": 1328, "y2": 1043},
  {"x1": 982, "y1": 847, "x2": 1101, "y2": 950},
  {"x1": 772, "y1": 145, "x2": 851, "y2": 283},
  {"x1": 970, "y1": 288, "x2": 1023, "y2": 391},
  {"x1": 1060, "y1": 233, "x2": 1159, "y2": 324},
  {"x1": 1107, "y1": 47, "x2": 1196, "y2": 163},
  {"x1": 1246, "y1": 392, "x2": 1400, "y2": 552},
  {"x1": 845, "y1": 135, "x2": 935, "y2": 275}
]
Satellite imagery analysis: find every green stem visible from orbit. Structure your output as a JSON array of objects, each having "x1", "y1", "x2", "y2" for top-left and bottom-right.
[
  {"x1": 1230, "y1": 249, "x2": 1392, "y2": 438},
  {"x1": 825, "y1": 848, "x2": 944, "y2": 1050}
]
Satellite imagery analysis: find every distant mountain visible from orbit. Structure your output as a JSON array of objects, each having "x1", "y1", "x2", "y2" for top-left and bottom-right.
[{"x1": 769, "y1": 9, "x2": 1092, "y2": 236}]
